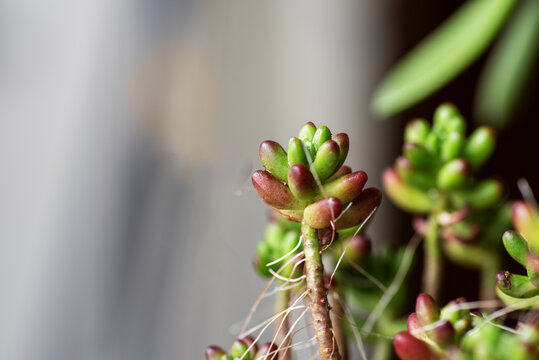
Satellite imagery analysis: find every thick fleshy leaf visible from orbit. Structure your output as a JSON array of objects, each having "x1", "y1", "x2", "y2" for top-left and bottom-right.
[
  {"x1": 287, "y1": 137, "x2": 308, "y2": 166},
  {"x1": 288, "y1": 164, "x2": 316, "y2": 200},
  {"x1": 503, "y1": 230, "x2": 529, "y2": 266},
  {"x1": 323, "y1": 171, "x2": 368, "y2": 204},
  {"x1": 512, "y1": 201, "x2": 539, "y2": 254},
  {"x1": 496, "y1": 271, "x2": 539, "y2": 298},
  {"x1": 416, "y1": 293, "x2": 439, "y2": 326},
  {"x1": 231, "y1": 340, "x2": 252, "y2": 360},
  {"x1": 432, "y1": 320, "x2": 455, "y2": 347},
  {"x1": 312, "y1": 140, "x2": 340, "y2": 180},
  {"x1": 298, "y1": 122, "x2": 316, "y2": 142},
  {"x1": 383, "y1": 168, "x2": 433, "y2": 214},
  {"x1": 403, "y1": 143, "x2": 431, "y2": 168},
  {"x1": 440, "y1": 131, "x2": 464, "y2": 162},
  {"x1": 303, "y1": 197, "x2": 342, "y2": 229},
  {"x1": 407, "y1": 313, "x2": 420, "y2": 334},
  {"x1": 393, "y1": 331, "x2": 438, "y2": 360},
  {"x1": 335, "y1": 188, "x2": 382, "y2": 230},
  {"x1": 205, "y1": 346, "x2": 227, "y2": 360},
  {"x1": 436, "y1": 159, "x2": 469, "y2": 190},
  {"x1": 312, "y1": 125, "x2": 331, "y2": 151},
  {"x1": 259, "y1": 141, "x2": 289, "y2": 181},
  {"x1": 345, "y1": 235, "x2": 371, "y2": 263},
  {"x1": 326, "y1": 165, "x2": 352, "y2": 182},
  {"x1": 252, "y1": 170, "x2": 298, "y2": 209},
  {"x1": 452, "y1": 179, "x2": 503, "y2": 210},
  {"x1": 404, "y1": 118, "x2": 430, "y2": 144},
  {"x1": 255, "y1": 343, "x2": 279, "y2": 359},
  {"x1": 372, "y1": 0, "x2": 517, "y2": 118},
  {"x1": 463, "y1": 126, "x2": 496, "y2": 168},
  {"x1": 332, "y1": 133, "x2": 349, "y2": 169}
]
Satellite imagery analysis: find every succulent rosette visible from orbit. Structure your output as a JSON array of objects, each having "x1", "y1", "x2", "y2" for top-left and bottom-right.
[
  {"x1": 394, "y1": 294, "x2": 539, "y2": 360},
  {"x1": 497, "y1": 200, "x2": 539, "y2": 306},
  {"x1": 253, "y1": 219, "x2": 303, "y2": 279},
  {"x1": 252, "y1": 122, "x2": 381, "y2": 230},
  {"x1": 383, "y1": 103, "x2": 501, "y2": 215}
]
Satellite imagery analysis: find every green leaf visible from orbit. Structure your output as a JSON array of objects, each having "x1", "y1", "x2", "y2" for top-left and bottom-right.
[
  {"x1": 372, "y1": 0, "x2": 517, "y2": 118},
  {"x1": 474, "y1": 0, "x2": 539, "y2": 128}
]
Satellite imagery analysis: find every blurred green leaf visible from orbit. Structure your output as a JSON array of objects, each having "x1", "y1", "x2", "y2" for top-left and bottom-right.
[
  {"x1": 474, "y1": 0, "x2": 539, "y2": 128},
  {"x1": 372, "y1": 0, "x2": 517, "y2": 118}
]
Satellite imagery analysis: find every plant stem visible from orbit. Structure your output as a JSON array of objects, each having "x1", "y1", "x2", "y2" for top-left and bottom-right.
[
  {"x1": 329, "y1": 288, "x2": 347, "y2": 360},
  {"x1": 423, "y1": 215, "x2": 442, "y2": 300},
  {"x1": 274, "y1": 287, "x2": 291, "y2": 360},
  {"x1": 480, "y1": 256, "x2": 499, "y2": 300},
  {"x1": 301, "y1": 223, "x2": 341, "y2": 360}
]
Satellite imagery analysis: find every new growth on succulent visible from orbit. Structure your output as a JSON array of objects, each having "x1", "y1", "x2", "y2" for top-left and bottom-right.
[
  {"x1": 497, "y1": 200, "x2": 539, "y2": 307},
  {"x1": 383, "y1": 103, "x2": 507, "y2": 300}
]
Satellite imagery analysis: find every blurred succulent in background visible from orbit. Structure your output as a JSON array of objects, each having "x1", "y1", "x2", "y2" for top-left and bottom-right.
[
  {"x1": 394, "y1": 294, "x2": 539, "y2": 360},
  {"x1": 253, "y1": 219, "x2": 303, "y2": 280},
  {"x1": 497, "y1": 200, "x2": 539, "y2": 307},
  {"x1": 383, "y1": 103, "x2": 508, "y2": 300}
]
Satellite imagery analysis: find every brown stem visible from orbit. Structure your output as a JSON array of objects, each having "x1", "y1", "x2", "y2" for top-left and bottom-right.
[
  {"x1": 274, "y1": 287, "x2": 291, "y2": 360},
  {"x1": 302, "y1": 223, "x2": 341, "y2": 360},
  {"x1": 329, "y1": 288, "x2": 347, "y2": 360}
]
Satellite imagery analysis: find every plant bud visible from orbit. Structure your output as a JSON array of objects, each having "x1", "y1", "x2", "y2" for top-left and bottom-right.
[
  {"x1": 393, "y1": 331, "x2": 438, "y2": 360},
  {"x1": 404, "y1": 118, "x2": 430, "y2": 144},
  {"x1": 231, "y1": 339, "x2": 252, "y2": 360},
  {"x1": 332, "y1": 133, "x2": 349, "y2": 169},
  {"x1": 335, "y1": 188, "x2": 382, "y2": 230},
  {"x1": 288, "y1": 164, "x2": 316, "y2": 200},
  {"x1": 440, "y1": 131, "x2": 464, "y2": 162},
  {"x1": 327, "y1": 165, "x2": 352, "y2": 182},
  {"x1": 259, "y1": 141, "x2": 290, "y2": 181},
  {"x1": 312, "y1": 125, "x2": 332, "y2": 151},
  {"x1": 416, "y1": 293, "x2": 439, "y2": 326},
  {"x1": 287, "y1": 137, "x2": 308, "y2": 166},
  {"x1": 432, "y1": 320, "x2": 455, "y2": 347},
  {"x1": 298, "y1": 122, "x2": 316, "y2": 142},
  {"x1": 252, "y1": 170, "x2": 299, "y2": 209},
  {"x1": 437, "y1": 159, "x2": 469, "y2": 190},
  {"x1": 256, "y1": 343, "x2": 279, "y2": 359},
  {"x1": 512, "y1": 201, "x2": 539, "y2": 254},
  {"x1": 404, "y1": 142, "x2": 432, "y2": 168},
  {"x1": 323, "y1": 170, "x2": 368, "y2": 204},
  {"x1": 312, "y1": 140, "x2": 340, "y2": 180},
  {"x1": 502, "y1": 231, "x2": 529, "y2": 266},
  {"x1": 345, "y1": 235, "x2": 372, "y2": 263},
  {"x1": 463, "y1": 126, "x2": 495, "y2": 168},
  {"x1": 205, "y1": 346, "x2": 227, "y2": 360},
  {"x1": 383, "y1": 168, "x2": 433, "y2": 214},
  {"x1": 304, "y1": 197, "x2": 342, "y2": 229}
]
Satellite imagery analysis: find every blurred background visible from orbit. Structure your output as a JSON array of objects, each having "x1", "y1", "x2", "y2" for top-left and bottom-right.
[{"x1": 0, "y1": 1, "x2": 537, "y2": 359}]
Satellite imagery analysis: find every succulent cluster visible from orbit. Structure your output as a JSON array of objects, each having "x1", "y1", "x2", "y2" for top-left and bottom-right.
[
  {"x1": 497, "y1": 200, "x2": 539, "y2": 306},
  {"x1": 252, "y1": 122, "x2": 381, "y2": 230},
  {"x1": 394, "y1": 294, "x2": 539, "y2": 360},
  {"x1": 383, "y1": 103, "x2": 501, "y2": 215},
  {"x1": 206, "y1": 337, "x2": 278, "y2": 360},
  {"x1": 253, "y1": 220, "x2": 303, "y2": 279}
]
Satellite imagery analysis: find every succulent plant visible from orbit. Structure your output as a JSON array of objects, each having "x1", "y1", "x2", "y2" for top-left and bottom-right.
[
  {"x1": 205, "y1": 337, "x2": 279, "y2": 360},
  {"x1": 497, "y1": 200, "x2": 539, "y2": 307},
  {"x1": 252, "y1": 122, "x2": 381, "y2": 230},
  {"x1": 394, "y1": 294, "x2": 539, "y2": 360}
]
